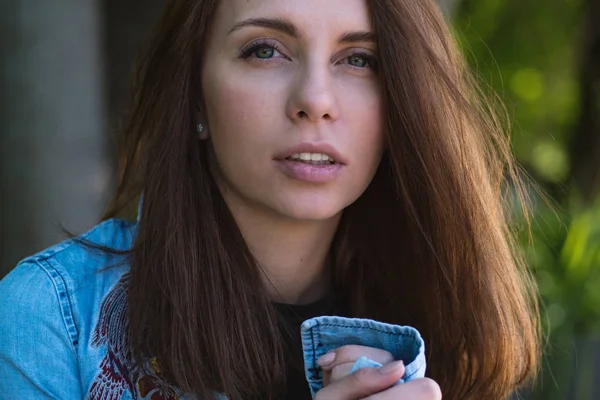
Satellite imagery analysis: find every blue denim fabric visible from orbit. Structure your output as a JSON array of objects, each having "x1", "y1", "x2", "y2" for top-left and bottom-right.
[
  {"x1": 301, "y1": 316, "x2": 426, "y2": 397},
  {"x1": 0, "y1": 219, "x2": 427, "y2": 399}
]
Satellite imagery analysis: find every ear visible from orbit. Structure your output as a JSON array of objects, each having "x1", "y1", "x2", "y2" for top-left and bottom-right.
[
  {"x1": 199, "y1": 130, "x2": 209, "y2": 140},
  {"x1": 197, "y1": 123, "x2": 209, "y2": 140},
  {"x1": 195, "y1": 102, "x2": 209, "y2": 140}
]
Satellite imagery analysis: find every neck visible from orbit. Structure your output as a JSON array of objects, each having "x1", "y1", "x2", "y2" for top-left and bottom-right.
[{"x1": 221, "y1": 195, "x2": 340, "y2": 305}]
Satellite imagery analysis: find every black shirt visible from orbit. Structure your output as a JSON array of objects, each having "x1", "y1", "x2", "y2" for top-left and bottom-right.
[{"x1": 274, "y1": 292, "x2": 342, "y2": 400}]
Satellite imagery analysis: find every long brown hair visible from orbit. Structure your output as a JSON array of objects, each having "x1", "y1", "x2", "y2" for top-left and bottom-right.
[{"x1": 103, "y1": 0, "x2": 540, "y2": 398}]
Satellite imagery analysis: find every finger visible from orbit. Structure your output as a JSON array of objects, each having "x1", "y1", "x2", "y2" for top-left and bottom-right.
[
  {"x1": 323, "y1": 361, "x2": 356, "y2": 386},
  {"x1": 362, "y1": 378, "x2": 442, "y2": 400},
  {"x1": 317, "y1": 345, "x2": 394, "y2": 371},
  {"x1": 314, "y1": 361, "x2": 405, "y2": 400},
  {"x1": 329, "y1": 362, "x2": 355, "y2": 384}
]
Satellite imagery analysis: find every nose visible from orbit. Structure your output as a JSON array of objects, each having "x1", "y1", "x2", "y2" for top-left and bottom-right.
[{"x1": 286, "y1": 65, "x2": 340, "y2": 124}]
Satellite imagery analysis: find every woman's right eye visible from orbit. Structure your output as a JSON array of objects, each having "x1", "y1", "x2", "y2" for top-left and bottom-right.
[
  {"x1": 240, "y1": 42, "x2": 284, "y2": 60},
  {"x1": 253, "y1": 45, "x2": 276, "y2": 59}
]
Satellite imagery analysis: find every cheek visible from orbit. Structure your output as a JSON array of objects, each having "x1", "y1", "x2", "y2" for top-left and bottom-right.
[
  {"x1": 340, "y1": 81, "x2": 385, "y2": 168},
  {"x1": 203, "y1": 75, "x2": 270, "y2": 156},
  {"x1": 204, "y1": 62, "x2": 290, "y2": 136},
  {"x1": 205, "y1": 79, "x2": 258, "y2": 135},
  {"x1": 202, "y1": 70, "x2": 287, "y2": 189}
]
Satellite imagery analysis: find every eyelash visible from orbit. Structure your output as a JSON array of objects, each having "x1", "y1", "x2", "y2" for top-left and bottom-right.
[
  {"x1": 239, "y1": 40, "x2": 378, "y2": 70},
  {"x1": 239, "y1": 39, "x2": 283, "y2": 59},
  {"x1": 345, "y1": 50, "x2": 378, "y2": 70}
]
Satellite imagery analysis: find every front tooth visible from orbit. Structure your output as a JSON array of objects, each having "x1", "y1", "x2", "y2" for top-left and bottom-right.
[
  {"x1": 300, "y1": 153, "x2": 311, "y2": 161},
  {"x1": 311, "y1": 153, "x2": 322, "y2": 161}
]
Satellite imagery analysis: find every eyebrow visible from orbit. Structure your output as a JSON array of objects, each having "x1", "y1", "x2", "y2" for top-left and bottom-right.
[
  {"x1": 228, "y1": 18, "x2": 298, "y2": 37},
  {"x1": 228, "y1": 17, "x2": 377, "y2": 44},
  {"x1": 338, "y1": 31, "x2": 377, "y2": 44}
]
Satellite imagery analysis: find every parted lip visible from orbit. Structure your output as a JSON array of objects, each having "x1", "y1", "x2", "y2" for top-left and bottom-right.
[{"x1": 275, "y1": 142, "x2": 347, "y2": 165}]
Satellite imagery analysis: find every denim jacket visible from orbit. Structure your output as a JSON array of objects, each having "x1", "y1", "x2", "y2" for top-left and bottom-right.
[{"x1": 0, "y1": 218, "x2": 426, "y2": 399}]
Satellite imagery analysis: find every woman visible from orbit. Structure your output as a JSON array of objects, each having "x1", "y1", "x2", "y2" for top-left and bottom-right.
[{"x1": 0, "y1": 0, "x2": 540, "y2": 399}]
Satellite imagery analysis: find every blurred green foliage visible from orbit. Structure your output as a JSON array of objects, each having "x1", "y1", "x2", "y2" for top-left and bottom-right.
[
  {"x1": 453, "y1": 0, "x2": 600, "y2": 398},
  {"x1": 455, "y1": 0, "x2": 581, "y2": 183}
]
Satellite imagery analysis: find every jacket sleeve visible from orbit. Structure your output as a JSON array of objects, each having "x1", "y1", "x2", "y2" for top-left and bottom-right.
[{"x1": 0, "y1": 261, "x2": 83, "y2": 398}]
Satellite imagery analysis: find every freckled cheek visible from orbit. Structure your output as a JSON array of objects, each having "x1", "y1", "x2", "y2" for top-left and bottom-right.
[
  {"x1": 211, "y1": 85, "x2": 257, "y2": 133},
  {"x1": 338, "y1": 84, "x2": 385, "y2": 165},
  {"x1": 206, "y1": 75, "x2": 284, "y2": 167},
  {"x1": 213, "y1": 72, "x2": 286, "y2": 129}
]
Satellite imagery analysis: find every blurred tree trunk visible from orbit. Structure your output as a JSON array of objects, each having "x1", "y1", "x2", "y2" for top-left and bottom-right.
[
  {"x1": 103, "y1": 0, "x2": 164, "y2": 131},
  {"x1": 0, "y1": 0, "x2": 164, "y2": 277},
  {"x1": 570, "y1": 0, "x2": 600, "y2": 203},
  {"x1": 0, "y1": 0, "x2": 110, "y2": 276},
  {"x1": 567, "y1": 0, "x2": 600, "y2": 393}
]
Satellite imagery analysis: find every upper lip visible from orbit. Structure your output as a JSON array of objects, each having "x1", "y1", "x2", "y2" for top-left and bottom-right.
[{"x1": 275, "y1": 142, "x2": 346, "y2": 165}]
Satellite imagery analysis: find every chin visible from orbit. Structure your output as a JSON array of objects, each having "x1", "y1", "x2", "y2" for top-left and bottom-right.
[
  {"x1": 283, "y1": 208, "x2": 341, "y2": 221},
  {"x1": 272, "y1": 196, "x2": 347, "y2": 222}
]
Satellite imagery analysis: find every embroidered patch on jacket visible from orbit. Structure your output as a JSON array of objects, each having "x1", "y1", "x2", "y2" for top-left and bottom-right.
[{"x1": 87, "y1": 273, "x2": 181, "y2": 400}]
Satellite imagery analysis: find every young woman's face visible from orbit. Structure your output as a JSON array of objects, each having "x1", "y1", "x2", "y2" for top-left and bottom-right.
[{"x1": 201, "y1": 0, "x2": 384, "y2": 221}]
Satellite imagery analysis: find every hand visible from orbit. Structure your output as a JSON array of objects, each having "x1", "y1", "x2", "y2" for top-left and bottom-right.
[
  {"x1": 315, "y1": 370, "x2": 442, "y2": 400},
  {"x1": 314, "y1": 345, "x2": 441, "y2": 399},
  {"x1": 318, "y1": 345, "x2": 395, "y2": 386}
]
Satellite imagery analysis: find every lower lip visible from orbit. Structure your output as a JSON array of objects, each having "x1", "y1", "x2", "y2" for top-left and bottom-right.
[{"x1": 275, "y1": 159, "x2": 344, "y2": 183}]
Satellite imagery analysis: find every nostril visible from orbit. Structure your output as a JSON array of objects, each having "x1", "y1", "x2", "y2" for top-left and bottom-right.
[{"x1": 295, "y1": 111, "x2": 332, "y2": 120}]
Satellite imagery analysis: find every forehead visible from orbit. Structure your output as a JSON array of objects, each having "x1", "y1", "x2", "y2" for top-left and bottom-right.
[{"x1": 214, "y1": 0, "x2": 373, "y2": 34}]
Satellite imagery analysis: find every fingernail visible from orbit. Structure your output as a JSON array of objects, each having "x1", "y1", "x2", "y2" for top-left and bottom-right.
[
  {"x1": 317, "y1": 352, "x2": 336, "y2": 367},
  {"x1": 378, "y1": 360, "x2": 404, "y2": 375}
]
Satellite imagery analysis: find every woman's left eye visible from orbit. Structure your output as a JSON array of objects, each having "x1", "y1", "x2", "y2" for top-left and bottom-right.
[
  {"x1": 348, "y1": 55, "x2": 368, "y2": 68},
  {"x1": 344, "y1": 53, "x2": 377, "y2": 70}
]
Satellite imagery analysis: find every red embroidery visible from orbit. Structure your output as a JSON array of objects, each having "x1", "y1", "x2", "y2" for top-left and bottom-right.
[{"x1": 88, "y1": 273, "x2": 181, "y2": 399}]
